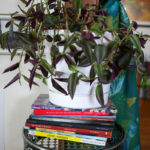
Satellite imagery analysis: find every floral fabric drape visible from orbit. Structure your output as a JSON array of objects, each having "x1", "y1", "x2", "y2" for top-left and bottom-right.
[{"x1": 101, "y1": 0, "x2": 140, "y2": 149}]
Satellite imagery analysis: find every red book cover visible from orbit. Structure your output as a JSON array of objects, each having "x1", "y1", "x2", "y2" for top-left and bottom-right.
[
  {"x1": 25, "y1": 123, "x2": 112, "y2": 138},
  {"x1": 33, "y1": 109, "x2": 110, "y2": 116}
]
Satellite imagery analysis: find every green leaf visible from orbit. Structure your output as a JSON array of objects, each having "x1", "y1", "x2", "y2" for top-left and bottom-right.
[
  {"x1": 91, "y1": 23, "x2": 102, "y2": 35},
  {"x1": 43, "y1": 15, "x2": 54, "y2": 28},
  {"x1": 34, "y1": 72, "x2": 44, "y2": 80},
  {"x1": 42, "y1": 78, "x2": 47, "y2": 85},
  {"x1": 94, "y1": 62, "x2": 103, "y2": 77},
  {"x1": 98, "y1": 69, "x2": 113, "y2": 84},
  {"x1": 22, "y1": 75, "x2": 39, "y2": 86},
  {"x1": 89, "y1": 65, "x2": 95, "y2": 85},
  {"x1": 0, "y1": 33, "x2": 8, "y2": 49},
  {"x1": 73, "y1": 0, "x2": 83, "y2": 9},
  {"x1": 16, "y1": 32, "x2": 32, "y2": 45},
  {"x1": 142, "y1": 34, "x2": 150, "y2": 39},
  {"x1": 118, "y1": 53, "x2": 132, "y2": 69},
  {"x1": 107, "y1": 41, "x2": 118, "y2": 51},
  {"x1": 64, "y1": 34, "x2": 76, "y2": 50},
  {"x1": 82, "y1": 40, "x2": 93, "y2": 63},
  {"x1": 69, "y1": 65, "x2": 78, "y2": 72},
  {"x1": 78, "y1": 56, "x2": 91, "y2": 67},
  {"x1": 105, "y1": 16, "x2": 113, "y2": 29},
  {"x1": 40, "y1": 59, "x2": 54, "y2": 75},
  {"x1": 129, "y1": 34, "x2": 141, "y2": 51},
  {"x1": 94, "y1": 44, "x2": 108, "y2": 64},
  {"x1": 96, "y1": 83, "x2": 104, "y2": 106},
  {"x1": 68, "y1": 73, "x2": 78, "y2": 99},
  {"x1": 11, "y1": 48, "x2": 18, "y2": 60}
]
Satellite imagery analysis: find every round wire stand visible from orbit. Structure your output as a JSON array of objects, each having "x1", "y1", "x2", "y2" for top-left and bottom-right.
[{"x1": 23, "y1": 123, "x2": 125, "y2": 150}]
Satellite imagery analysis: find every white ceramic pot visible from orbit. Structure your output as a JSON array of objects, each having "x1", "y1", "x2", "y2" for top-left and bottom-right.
[{"x1": 45, "y1": 31, "x2": 112, "y2": 109}]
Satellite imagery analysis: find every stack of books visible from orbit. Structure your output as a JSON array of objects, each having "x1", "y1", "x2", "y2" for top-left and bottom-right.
[{"x1": 24, "y1": 94, "x2": 117, "y2": 147}]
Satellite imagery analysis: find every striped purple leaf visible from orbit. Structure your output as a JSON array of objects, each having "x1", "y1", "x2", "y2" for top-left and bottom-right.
[
  {"x1": 3, "y1": 63, "x2": 19, "y2": 73},
  {"x1": 51, "y1": 78, "x2": 68, "y2": 95},
  {"x1": 29, "y1": 67, "x2": 36, "y2": 89},
  {"x1": 4, "y1": 73, "x2": 20, "y2": 89}
]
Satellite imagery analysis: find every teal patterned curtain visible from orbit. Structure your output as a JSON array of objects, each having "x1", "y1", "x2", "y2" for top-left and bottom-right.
[{"x1": 101, "y1": 0, "x2": 140, "y2": 150}]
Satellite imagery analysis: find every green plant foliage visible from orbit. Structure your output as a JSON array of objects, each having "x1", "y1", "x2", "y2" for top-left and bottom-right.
[{"x1": 0, "y1": 0, "x2": 150, "y2": 105}]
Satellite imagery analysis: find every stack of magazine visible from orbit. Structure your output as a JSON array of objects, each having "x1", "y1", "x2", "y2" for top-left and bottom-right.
[{"x1": 24, "y1": 94, "x2": 117, "y2": 147}]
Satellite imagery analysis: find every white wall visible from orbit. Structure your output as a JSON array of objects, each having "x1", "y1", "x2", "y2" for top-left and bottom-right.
[
  {"x1": 0, "y1": 55, "x2": 48, "y2": 150},
  {"x1": 0, "y1": 0, "x2": 25, "y2": 14},
  {"x1": 0, "y1": 1, "x2": 48, "y2": 149}
]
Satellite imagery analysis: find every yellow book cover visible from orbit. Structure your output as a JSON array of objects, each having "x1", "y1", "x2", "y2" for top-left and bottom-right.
[
  {"x1": 28, "y1": 130, "x2": 106, "y2": 146},
  {"x1": 36, "y1": 128, "x2": 75, "y2": 134}
]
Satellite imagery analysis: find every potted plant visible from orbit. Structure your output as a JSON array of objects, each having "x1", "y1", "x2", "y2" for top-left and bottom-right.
[{"x1": 0, "y1": 0, "x2": 150, "y2": 108}]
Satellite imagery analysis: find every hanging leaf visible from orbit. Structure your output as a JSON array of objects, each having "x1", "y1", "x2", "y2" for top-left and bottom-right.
[
  {"x1": 98, "y1": 69, "x2": 113, "y2": 84},
  {"x1": 105, "y1": 16, "x2": 113, "y2": 29},
  {"x1": 3, "y1": 63, "x2": 19, "y2": 73},
  {"x1": 5, "y1": 21, "x2": 11, "y2": 28},
  {"x1": 129, "y1": 34, "x2": 141, "y2": 52},
  {"x1": 82, "y1": 40, "x2": 93, "y2": 63},
  {"x1": 51, "y1": 78, "x2": 68, "y2": 95},
  {"x1": 55, "y1": 78, "x2": 68, "y2": 82},
  {"x1": 4, "y1": 73, "x2": 20, "y2": 89},
  {"x1": 117, "y1": 53, "x2": 132, "y2": 69},
  {"x1": 29, "y1": 67, "x2": 37, "y2": 89},
  {"x1": 46, "y1": 35, "x2": 53, "y2": 42},
  {"x1": 11, "y1": 48, "x2": 19, "y2": 60},
  {"x1": 51, "y1": 45, "x2": 59, "y2": 57},
  {"x1": 68, "y1": 73, "x2": 78, "y2": 99},
  {"x1": 18, "y1": 5, "x2": 27, "y2": 14},
  {"x1": 20, "y1": 0, "x2": 27, "y2": 5},
  {"x1": 24, "y1": 54, "x2": 30, "y2": 63},
  {"x1": 73, "y1": 0, "x2": 83, "y2": 9},
  {"x1": 94, "y1": 44, "x2": 108, "y2": 64},
  {"x1": 15, "y1": 32, "x2": 32, "y2": 45},
  {"x1": 89, "y1": 65, "x2": 95, "y2": 85},
  {"x1": 40, "y1": 59, "x2": 54, "y2": 75},
  {"x1": 52, "y1": 55, "x2": 62, "y2": 68},
  {"x1": 96, "y1": 83, "x2": 104, "y2": 106},
  {"x1": 64, "y1": 55, "x2": 75, "y2": 65},
  {"x1": 54, "y1": 34, "x2": 61, "y2": 42},
  {"x1": 22, "y1": 75, "x2": 39, "y2": 86},
  {"x1": 94, "y1": 62, "x2": 103, "y2": 77},
  {"x1": 43, "y1": 15, "x2": 54, "y2": 28},
  {"x1": 26, "y1": 0, "x2": 32, "y2": 7},
  {"x1": 78, "y1": 55, "x2": 91, "y2": 67},
  {"x1": 69, "y1": 65, "x2": 78, "y2": 72},
  {"x1": 39, "y1": 65, "x2": 48, "y2": 77},
  {"x1": 13, "y1": 16, "x2": 25, "y2": 21}
]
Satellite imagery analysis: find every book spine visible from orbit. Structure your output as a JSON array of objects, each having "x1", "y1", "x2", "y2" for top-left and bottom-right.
[
  {"x1": 33, "y1": 109, "x2": 109, "y2": 116},
  {"x1": 28, "y1": 129, "x2": 106, "y2": 146},
  {"x1": 31, "y1": 115, "x2": 114, "y2": 121},
  {"x1": 25, "y1": 127, "x2": 107, "y2": 141},
  {"x1": 25, "y1": 123, "x2": 112, "y2": 138},
  {"x1": 32, "y1": 105, "x2": 116, "y2": 114},
  {"x1": 37, "y1": 128, "x2": 76, "y2": 134},
  {"x1": 31, "y1": 114, "x2": 116, "y2": 119},
  {"x1": 26, "y1": 119, "x2": 113, "y2": 131}
]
